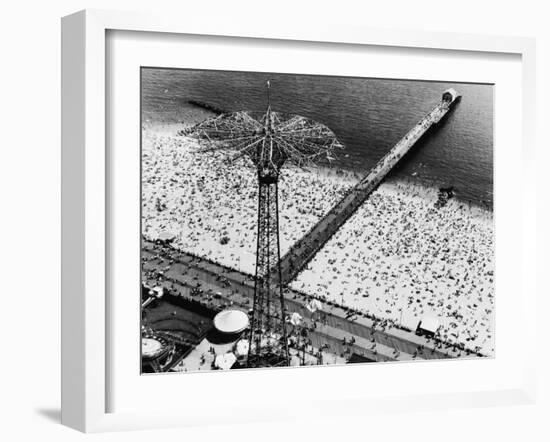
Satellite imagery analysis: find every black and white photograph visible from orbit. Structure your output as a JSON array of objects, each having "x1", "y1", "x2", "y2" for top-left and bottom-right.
[{"x1": 140, "y1": 69, "x2": 494, "y2": 373}]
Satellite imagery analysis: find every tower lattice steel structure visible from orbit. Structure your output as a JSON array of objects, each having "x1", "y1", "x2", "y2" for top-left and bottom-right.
[
  {"x1": 247, "y1": 93, "x2": 290, "y2": 367},
  {"x1": 186, "y1": 81, "x2": 343, "y2": 368}
]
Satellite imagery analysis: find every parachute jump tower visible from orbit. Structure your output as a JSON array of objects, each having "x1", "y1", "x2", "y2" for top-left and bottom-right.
[{"x1": 186, "y1": 81, "x2": 343, "y2": 367}]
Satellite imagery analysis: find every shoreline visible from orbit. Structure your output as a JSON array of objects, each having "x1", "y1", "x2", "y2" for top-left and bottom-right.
[{"x1": 144, "y1": 111, "x2": 493, "y2": 210}]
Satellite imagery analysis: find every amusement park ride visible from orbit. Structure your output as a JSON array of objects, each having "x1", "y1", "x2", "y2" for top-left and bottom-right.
[{"x1": 186, "y1": 81, "x2": 343, "y2": 367}]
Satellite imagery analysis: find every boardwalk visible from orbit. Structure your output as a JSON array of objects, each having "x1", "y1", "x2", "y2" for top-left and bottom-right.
[
  {"x1": 278, "y1": 91, "x2": 460, "y2": 284},
  {"x1": 142, "y1": 240, "x2": 480, "y2": 363}
]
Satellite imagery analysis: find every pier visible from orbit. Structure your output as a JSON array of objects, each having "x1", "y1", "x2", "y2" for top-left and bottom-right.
[{"x1": 278, "y1": 89, "x2": 461, "y2": 284}]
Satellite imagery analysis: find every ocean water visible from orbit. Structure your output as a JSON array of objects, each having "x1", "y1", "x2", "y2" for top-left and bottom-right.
[{"x1": 142, "y1": 68, "x2": 493, "y2": 207}]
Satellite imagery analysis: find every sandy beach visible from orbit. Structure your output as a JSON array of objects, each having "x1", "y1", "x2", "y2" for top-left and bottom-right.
[
  {"x1": 290, "y1": 181, "x2": 494, "y2": 355},
  {"x1": 142, "y1": 121, "x2": 494, "y2": 356},
  {"x1": 142, "y1": 128, "x2": 358, "y2": 273}
]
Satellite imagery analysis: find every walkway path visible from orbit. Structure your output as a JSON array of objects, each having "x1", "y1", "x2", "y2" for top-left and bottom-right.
[{"x1": 143, "y1": 240, "x2": 478, "y2": 362}]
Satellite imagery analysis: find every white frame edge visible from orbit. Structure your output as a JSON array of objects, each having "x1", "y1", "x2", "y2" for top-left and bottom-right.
[
  {"x1": 61, "y1": 8, "x2": 538, "y2": 433},
  {"x1": 62, "y1": 9, "x2": 107, "y2": 432}
]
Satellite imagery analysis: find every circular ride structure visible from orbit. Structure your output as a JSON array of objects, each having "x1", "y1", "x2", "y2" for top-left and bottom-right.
[
  {"x1": 142, "y1": 337, "x2": 167, "y2": 359},
  {"x1": 186, "y1": 81, "x2": 343, "y2": 368},
  {"x1": 141, "y1": 334, "x2": 175, "y2": 373}
]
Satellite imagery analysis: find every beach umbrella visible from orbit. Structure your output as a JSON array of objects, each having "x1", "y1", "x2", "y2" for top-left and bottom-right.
[
  {"x1": 214, "y1": 352, "x2": 237, "y2": 370},
  {"x1": 288, "y1": 312, "x2": 303, "y2": 326},
  {"x1": 158, "y1": 230, "x2": 176, "y2": 242},
  {"x1": 306, "y1": 299, "x2": 323, "y2": 313},
  {"x1": 235, "y1": 339, "x2": 250, "y2": 357}
]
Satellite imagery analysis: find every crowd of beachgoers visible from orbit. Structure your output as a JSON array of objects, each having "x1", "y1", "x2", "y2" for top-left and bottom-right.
[
  {"x1": 142, "y1": 129, "x2": 358, "y2": 273},
  {"x1": 290, "y1": 182, "x2": 494, "y2": 355},
  {"x1": 142, "y1": 119, "x2": 494, "y2": 357}
]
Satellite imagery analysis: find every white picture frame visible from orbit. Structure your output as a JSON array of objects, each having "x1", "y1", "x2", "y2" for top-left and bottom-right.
[{"x1": 61, "y1": 9, "x2": 537, "y2": 433}]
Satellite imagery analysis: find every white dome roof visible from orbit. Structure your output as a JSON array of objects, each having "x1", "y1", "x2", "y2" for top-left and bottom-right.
[{"x1": 213, "y1": 309, "x2": 249, "y2": 334}]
